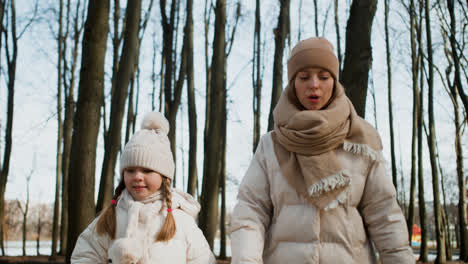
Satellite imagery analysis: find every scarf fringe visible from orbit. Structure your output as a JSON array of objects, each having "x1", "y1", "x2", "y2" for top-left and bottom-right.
[
  {"x1": 324, "y1": 188, "x2": 348, "y2": 211},
  {"x1": 343, "y1": 141, "x2": 383, "y2": 161},
  {"x1": 308, "y1": 172, "x2": 351, "y2": 198}
]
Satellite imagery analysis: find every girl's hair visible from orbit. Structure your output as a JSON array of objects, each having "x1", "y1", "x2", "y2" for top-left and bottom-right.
[
  {"x1": 95, "y1": 174, "x2": 176, "y2": 242},
  {"x1": 96, "y1": 178, "x2": 126, "y2": 239},
  {"x1": 155, "y1": 176, "x2": 176, "y2": 242}
]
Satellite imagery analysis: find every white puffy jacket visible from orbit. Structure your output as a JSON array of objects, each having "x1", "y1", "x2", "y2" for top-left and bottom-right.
[{"x1": 71, "y1": 189, "x2": 216, "y2": 264}]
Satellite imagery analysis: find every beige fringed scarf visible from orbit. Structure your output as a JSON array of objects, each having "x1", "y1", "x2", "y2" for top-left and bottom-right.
[{"x1": 272, "y1": 81, "x2": 383, "y2": 209}]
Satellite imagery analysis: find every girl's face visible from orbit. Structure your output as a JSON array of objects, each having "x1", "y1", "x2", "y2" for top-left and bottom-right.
[
  {"x1": 124, "y1": 167, "x2": 163, "y2": 201},
  {"x1": 294, "y1": 67, "x2": 334, "y2": 110}
]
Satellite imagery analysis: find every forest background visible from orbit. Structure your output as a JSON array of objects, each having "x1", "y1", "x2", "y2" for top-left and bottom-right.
[{"x1": 0, "y1": 0, "x2": 467, "y2": 263}]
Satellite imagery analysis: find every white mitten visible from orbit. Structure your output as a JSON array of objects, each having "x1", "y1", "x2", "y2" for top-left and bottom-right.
[{"x1": 107, "y1": 237, "x2": 144, "y2": 264}]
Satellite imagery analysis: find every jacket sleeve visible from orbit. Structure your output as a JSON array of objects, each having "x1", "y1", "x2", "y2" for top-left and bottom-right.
[
  {"x1": 230, "y1": 137, "x2": 273, "y2": 264},
  {"x1": 359, "y1": 156, "x2": 415, "y2": 264},
  {"x1": 183, "y1": 214, "x2": 217, "y2": 264},
  {"x1": 70, "y1": 218, "x2": 111, "y2": 264}
]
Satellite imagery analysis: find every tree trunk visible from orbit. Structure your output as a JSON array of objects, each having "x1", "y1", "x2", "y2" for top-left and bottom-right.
[
  {"x1": 267, "y1": 0, "x2": 290, "y2": 131},
  {"x1": 313, "y1": 0, "x2": 318, "y2": 36},
  {"x1": 0, "y1": 0, "x2": 17, "y2": 255},
  {"x1": 252, "y1": 0, "x2": 262, "y2": 152},
  {"x1": 199, "y1": 0, "x2": 226, "y2": 249},
  {"x1": 407, "y1": 0, "x2": 418, "y2": 242},
  {"x1": 96, "y1": 0, "x2": 141, "y2": 214},
  {"x1": 424, "y1": 0, "x2": 446, "y2": 262},
  {"x1": 52, "y1": 0, "x2": 64, "y2": 256},
  {"x1": 333, "y1": 0, "x2": 342, "y2": 75},
  {"x1": 185, "y1": 0, "x2": 198, "y2": 197},
  {"x1": 341, "y1": 0, "x2": 377, "y2": 118},
  {"x1": 36, "y1": 210, "x2": 41, "y2": 255},
  {"x1": 160, "y1": 0, "x2": 180, "y2": 186},
  {"x1": 447, "y1": 0, "x2": 468, "y2": 118},
  {"x1": 446, "y1": 1, "x2": 468, "y2": 258},
  {"x1": 384, "y1": 0, "x2": 398, "y2": 195},
  {"x1": 65, "y1": 0, "x2": 110, "y2": 261}
]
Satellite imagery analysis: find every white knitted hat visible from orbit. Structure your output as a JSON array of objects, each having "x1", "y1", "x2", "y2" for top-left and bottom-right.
[{"x1": 119, "y1": 112, "x2": 175, "y2": 180}]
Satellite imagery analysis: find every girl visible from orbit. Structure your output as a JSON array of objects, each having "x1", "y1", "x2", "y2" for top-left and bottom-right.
[
  {"x1": 230, "y1": 37, "x2": 414, "y2": 263},
  {"x1": 71, "y1": 112, "x2": 216, "y2": 264}
]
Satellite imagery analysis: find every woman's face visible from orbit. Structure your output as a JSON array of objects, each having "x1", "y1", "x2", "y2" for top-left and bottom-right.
[
  {"x1": 294, "y1": 67, "x2": 334, "y2": 110},
  {"x1": 124, "y1": 167, "x2": 163, "y2": 201}
]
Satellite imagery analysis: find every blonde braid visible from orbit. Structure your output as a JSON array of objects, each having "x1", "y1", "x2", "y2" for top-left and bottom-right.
[
  {"x1": 155, "y1": 177, "x2": 176, "y2": 242},
  {"x1": 96, "y1": 178, "x2": 126, "y2": 239}
]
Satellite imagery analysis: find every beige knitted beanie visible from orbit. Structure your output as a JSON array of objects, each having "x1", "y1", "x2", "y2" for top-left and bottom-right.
[
  {"x1": 287, "y1": 37, "x2": 339, "y2": 82},
  {"x1": 119, "y1": 112, "x2": 175, "y2": 180}
]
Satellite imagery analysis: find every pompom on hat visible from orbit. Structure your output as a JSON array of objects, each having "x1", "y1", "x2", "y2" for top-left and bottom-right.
[
  {"x1": 119, "y1": 112, "x2": 175, "y2": 180},
  {"x1": 287, "y1": 37, "x2": 339, "y2": 82}
]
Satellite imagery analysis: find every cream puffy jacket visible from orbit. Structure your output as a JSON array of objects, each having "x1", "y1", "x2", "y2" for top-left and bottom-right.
[
  {"x1": 231, "y1": 133, "x2": 414, "y2": 264},
  {"x1": 71, "y1": 189, "x2": 216, "y2": 264}
]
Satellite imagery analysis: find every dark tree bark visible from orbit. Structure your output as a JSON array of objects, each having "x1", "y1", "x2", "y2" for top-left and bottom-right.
[
  {"x1": 424, "y1": 0, "x2": 446, "y2": 262},
  {"x1": 0, "y1": 0, "x2": 18, "y2": 255},
  {"x1": 199, "y1": 0, "x2": 226, "y2": 249},
  {"x1": 52, "y1": 0, "x2": 64, "y2": 256},
  {"x1": 333, "y1": 0, "x2": 342, "y2": 75},
  {"x1": 313, "y1": 0, "x2": 318, "y2": 36},
  {"x1": 407, "y1": 0, "x2": 418, "y2": 242},
  {"x1": 160, "y1": 0, "x2": 184, "y2": 187},
  {"x1": 384, "y1": 0, "x2": 398, "y2": 195},
  {"x1": 96, "y1": 0, "x2": 142, "y2": 214},
  {"x1": 267, "y1": 0, "x2": 290, "y2": 131},
  {"x1": 185, "y1": 0, "x2": 198, "y2": 197},
  {"x1": 65, "y1": 0, "x2": 110, "y2": 261},
  {"x1": 341, "y1": 0, "x2": 377, "y2": 118},
  {"x1": 252, "y1": 0, "x2": 262, "y2": 152},
  {"x1": 60, "y1": 0, "x2": 83, "y2": 254},
  {"x1": 447, "y1": 0, "x2": 468, "y2": 118}
]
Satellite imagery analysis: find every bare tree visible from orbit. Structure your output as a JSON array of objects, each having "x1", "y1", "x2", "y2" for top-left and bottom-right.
[
  {"x1": 65, "y1": 0, "x2": 110, "y2": 261},
  {"x1": 60, "y1": 0, "x2": 84, "y2": 254},
  {"x1": 199, "y1": 0, "x2": 226, "y2": 249},
  {"x1": 333, "y1": 0, "x2": 343, "y2": 74},
  {"x1": 424, "y1": 0, "x2": 446, "y2": 261},
  {"x1": 341, "y1": 0, "x2": 377, "y2": 118},
  {"x1": 252, "y1": 0, "x2": 262, "y2": 152},
  {"x1": 267, "y1": 0, "x2": 290, "y2": 131},
  {"x1": 51, "y1": 0, "x2": 64, "y2": 256},
  {"x1": 96, "y1": 0, "x2": 142, "y2": 214},
  {"x1": 18, "y1": 165, "x2": 33, "y2": 256},
  {"x1": 185, "y1": 0, "x2": 198, "y2": 197},
  {"x1": 0, "y1": 0, "x2": 36, "y2": 254}
]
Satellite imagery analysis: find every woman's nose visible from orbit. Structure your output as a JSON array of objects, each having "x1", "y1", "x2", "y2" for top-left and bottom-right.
[{"x1": 308, "y1": 77, "x2": 319, "y2": 89}]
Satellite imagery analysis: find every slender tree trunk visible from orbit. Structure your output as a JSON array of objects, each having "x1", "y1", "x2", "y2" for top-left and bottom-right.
[
  {"x1": 424, "y1": 0, "x2": 446, "y2": 262},
  {"x1": 199, "y1": 0, "x2": 226, "y2": 249},
  {"x1": 384, "y1": 0, "x2": 398, "y2": 195},
  {"x1": 203, "y1": 0, "x2": 212, "y2": 153},
  {"x1": 96, "y1": 0, "x2": 141, "y2": 214},
  {"x1": 185, "y1": 0, "x2": 197, "y2": 197},
  {"x1": 333, "y1": 0, "x2": 342, "y2": 75},
  {"x1": 252, "y1": 0, "x2": 262, "y2": 152},
  {"x1": 447, "y1": 0, "x2": 468, "y2": 118},
  {"x1": 341, "y1": 0, "x2": 377, "y2": 118},
  {"x1": 445, "y1": 2, "x2": 468, "y2": 258},
  {"x1": 52, "y1": 0, "x2": 64, "y2": 256},
  {"x1": 36, "y1": 210, "x2": 41, "y2": 255},
  {"x1": 267, "y1": 0, "x2": 290, "y2": 131},
  {"x1": 313, "y1": 0, "x2": 318, "y2": 36},
  {"x1": 0, "y1": 0, "x2": 17, "y2": 255},
  {"x1": 65, "y1": 0, "x2": 110, "y2": 261},
  {"x1": 407, "y1": 0, "x2": 419, "y2": 242}
]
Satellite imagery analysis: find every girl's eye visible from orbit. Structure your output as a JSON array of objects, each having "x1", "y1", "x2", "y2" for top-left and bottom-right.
[
  {"x1": 143, "y1": 169, "x2": 153, "y2": 173},
  {"x1": 319, "y1": 75, "x2": 329, "y2": 80}
]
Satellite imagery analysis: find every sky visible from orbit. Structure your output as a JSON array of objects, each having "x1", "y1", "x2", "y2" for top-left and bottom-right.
[{"x1": 1, "y1": 0, "x2": 465, "y2": 209}]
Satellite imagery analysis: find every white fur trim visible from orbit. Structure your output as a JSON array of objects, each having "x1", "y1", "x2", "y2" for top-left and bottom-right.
[
  {"x1": 343, "y1": 141, "x2": 384, "y2": 161},
  {"x1": 307, "y1": 172, "x2": 351, "y2": 197}
]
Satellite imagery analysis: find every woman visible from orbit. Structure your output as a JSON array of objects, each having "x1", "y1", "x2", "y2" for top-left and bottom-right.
[{"x1": 230, "y1": 37, "x2": 414, "y2": 263}]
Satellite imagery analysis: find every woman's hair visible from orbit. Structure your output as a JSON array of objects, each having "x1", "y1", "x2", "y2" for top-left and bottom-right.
[
  {"x1": 155, "y1": 176, "x2": 176, "y2": 242},
  {"x1": 95, "y1": 174, "x2": 176, "y2": 242},
  {"x1": 96, "y1": 178, "x2": 126, "y2": 239}
]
